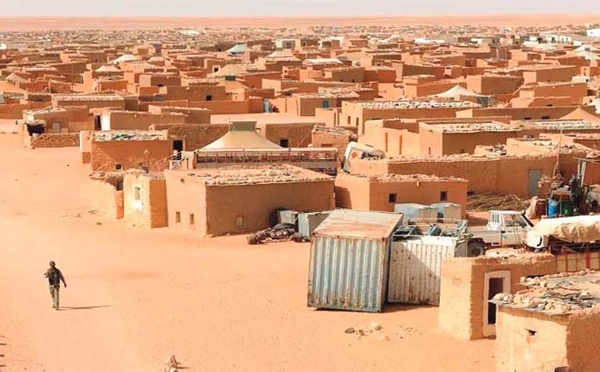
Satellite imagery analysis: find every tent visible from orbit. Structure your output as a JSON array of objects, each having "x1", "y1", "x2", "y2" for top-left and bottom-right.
[
  {"x1": 434, "y1": 85, "x2": 480, "y2": 98},
  {"x1": 200, "y1": 121, "x2": 281, "y2": 150},
  {"x1": 226, "y1": 44, "x2": 248, "y2": 55}
]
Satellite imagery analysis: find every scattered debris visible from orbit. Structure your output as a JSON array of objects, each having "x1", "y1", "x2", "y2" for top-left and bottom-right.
[
  {"x1": 95, "y1": 222, "x2": 102, "y2": 226},
  {"x1": 162, "y1": 355, "x2": 180, "y2": 372},
  {"x1": 467, "y1": 193, "x2": 528, "y2": 211},
  {"x1": 247, "y1": 223, "x2": 303, "y2": 245},
  {"x1": 346, "y1": 321, "x2": 384, "y2": 340}
]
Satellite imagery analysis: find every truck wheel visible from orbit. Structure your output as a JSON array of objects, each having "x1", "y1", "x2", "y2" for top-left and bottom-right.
[{"x1": 467, "y1": 241, "x2": 485, "y2": 257}]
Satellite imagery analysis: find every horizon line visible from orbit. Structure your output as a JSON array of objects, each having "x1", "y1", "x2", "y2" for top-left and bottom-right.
[{"x1": 0, "y1": 13, "x2": 600, "y2": 19}]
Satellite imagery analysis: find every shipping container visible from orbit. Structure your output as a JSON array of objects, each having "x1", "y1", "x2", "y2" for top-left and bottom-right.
[
  {"x1": 431, "y1": 202, "x2": 463, "y2": 221},
  {"x1": 307, "y1": 210, "x2": 402, "y2": 313},
  {"x1": 394, "y1": 203, "x2": 438, "y2": 222},
  {"x1": 387, "y1": 236, "x2": 468, "y2": 305},
  {"x1": 297, "y1": 211, "x2": 331, "y2": 240}
]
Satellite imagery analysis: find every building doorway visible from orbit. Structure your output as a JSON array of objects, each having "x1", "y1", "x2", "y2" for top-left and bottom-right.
[
  {"x1": 528, "y1": 169, "x2": 542, "y2": 197},
  {"x1": 94, "y1": 115, "x2": 101, "y2": 130},
  {"x1": 279, "y1": 139, "x2": 289, "y2": 148},
  {"x1": 483, "y1": 271, "x2": 511, "y2": 337},
  {"x1": 173, "y1": 140, "x2": 184, "y2": 160}
]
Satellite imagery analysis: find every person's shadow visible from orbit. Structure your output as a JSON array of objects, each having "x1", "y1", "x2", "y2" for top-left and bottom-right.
[{"x1": 59, "y1": 305, "x2": 111, "y2": 311}]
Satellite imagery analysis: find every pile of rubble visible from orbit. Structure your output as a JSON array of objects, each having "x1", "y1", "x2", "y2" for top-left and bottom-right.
[
  {"x1": 344, "y1": 321, "x2": 387, "y2": 340},
  {"x1": 493, "y1": 270, "x2": 600, "y2": 315},
  {"x1": 467, "y1": 192, "x2": 528, "y2": 211}
]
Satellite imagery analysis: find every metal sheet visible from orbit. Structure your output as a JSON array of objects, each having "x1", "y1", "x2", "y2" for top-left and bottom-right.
[
  {"x1": 308, "y1": 235, "x2": 389, "y2": 312},
  {"x1": 298, "y1": 211, "x2": 331, "y2": 240},
  {"x1": 387, "y1": 236, "x2": 461, "y2": 305},
  {"x1": 313, "y1": 209, "x2": 403, "y2": 240}
]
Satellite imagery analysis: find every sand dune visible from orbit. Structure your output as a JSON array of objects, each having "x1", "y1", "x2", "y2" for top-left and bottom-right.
[{"x1": 0, "y1": 15, "x2": 599, "y2": 31}]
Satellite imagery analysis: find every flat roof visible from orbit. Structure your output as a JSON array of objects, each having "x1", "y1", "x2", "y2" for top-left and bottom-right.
[
  {"x1": 524, "y1": 120, "x2": 600, "y2": 130},
  {"x1": 344, "y1": 173, "x2": 467, "y2": 183},
  {"x1": 92, "y1": 130, "x2": 168, "y2": 141},
  {"x1": 492, "y1": 271, "x2": 600, "y2": 316},
  {"x1": 171, "y1": 164, "x2": 331, "y2": 185},
  {"x1": 52, "y1": 94, "x2": 124, "y2": 101},
  {"x1": 352, "y1": 100, "x2": 479, "y2": 110},
  {"x1": 422, "y1": 121, "x2": 517, "y2": 133}
]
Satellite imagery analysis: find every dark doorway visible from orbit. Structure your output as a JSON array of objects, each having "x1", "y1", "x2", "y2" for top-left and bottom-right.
[
  {"x1": 173, "y1": 140, "x2": 184, "y2": 160},
  {"x1": 94, "y1": 115, "x2": 101, "y2": 130},
  {"x1": 487, "y1": 278, "x2": 504, "y2": 325},
  {"x1": 279, "y1": 139, "x2": 289, "y2": 148}
]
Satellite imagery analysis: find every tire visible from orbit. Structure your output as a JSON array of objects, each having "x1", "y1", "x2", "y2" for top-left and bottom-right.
[{"x1": 467, "y1": 241, "x2": 485, "y2": 257}]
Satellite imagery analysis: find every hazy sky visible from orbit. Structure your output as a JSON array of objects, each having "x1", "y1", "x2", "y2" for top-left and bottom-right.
[{"x1": 0, "y1": 0, "x2": 596, "y2": 17}]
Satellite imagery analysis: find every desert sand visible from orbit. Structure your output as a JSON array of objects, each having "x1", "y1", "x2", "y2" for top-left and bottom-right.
[
  {"x1": 0, "y1": 15, "x2": 599, "y2": 31},
  {"x1": 0, "y1": 123, "x2": 494, "y2": 371}
]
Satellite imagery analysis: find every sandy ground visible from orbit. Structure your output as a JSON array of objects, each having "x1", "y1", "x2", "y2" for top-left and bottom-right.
[
  {"x1": 0, "y1": 15, "x2": 599, "y2": 31},
  {"x1": 0, "y1": 123, "x2": 495, "y2": 371}
]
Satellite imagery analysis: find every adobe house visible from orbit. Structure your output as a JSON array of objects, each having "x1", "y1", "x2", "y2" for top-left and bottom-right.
[
  {"x1": 99, "y1": 110, "x2": 188, "y2": 131},
  {"x1": 149, "y1": 123, "x2": 229, "y2": 151},
  {"x1": 90, "y1": 130, "x2": 173, "y2": 172},
  {"x1": 123, "y1": 172, "x2": 167, "y2": 228},
  {"x1": 513, "y1": 118, "x2": 600, "y2": 138},
  {"x1": 311, "y1": 125, "x2": 356, "y2": 156},
  {"x1": 90, "y1": 172, "x2": 125, "y2": 220},
  {"x1": 23, "y1": 106, "x2": 93, "y2": 133},
  {"x1": 340, "y1": 100, "x2": 480, "y2": 135},
  {"x1": 348, "y1": 154, "x2": 566, "y2": 198},
  {"x1": 493, "y1": 271, "x2": 600, "y2": 372},
  {"x1": 438, "y1": 254, "x2": 556, "y2": 341},
  {"x1": 334, "y1": 173, "x2": 468, "y2": 216},
  {"x1": 164, "y1": 164, "x2": 335, "y2": 236},
  {"x1": 418, "y1": 121, "x2": 520, "y2": 156},
  {"x1": 256, "y1": 121, "x2": 319, "y2": 148},
  {"x1": 51, "y1": 94, "x2": 126, "y2": 110}
]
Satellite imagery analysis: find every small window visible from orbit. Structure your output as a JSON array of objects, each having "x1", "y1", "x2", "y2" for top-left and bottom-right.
[
  {"x1": 542, "y1": 115, "x2": 550, "y2": 119},
  {"x1": 115, "y1": 163, "x2": 123, "y2": 170},
  {"x1": 235, "y1": 215, "x2": 244, "y2": 227},
  {"x1": 134, "y1": 186, "x2": 142, "y2": 201},
  {"x1": 116, "y1": 181, "x2": 123, "y2": 191},
  {"x1": 524, "y1": 117, "x2": 532, "y2": 121},
  {"x1": 279, "y1": 139, "x2": 289, "y2": 148},
  {"x1": 459, "y1": 149, "x2": 466, "y2": 154},
  {"x1": 157, "y1": 83, "x2": 164, "y2": 87},
  {"x1": 189, "y1": 213, "x2": 195, "y2": 225},
  {"x1": 175, "y1": 212, "x2": 181, "y2": 223},
  {"x1": 388, "y1": 193, "x2": 397, "y2": 203},
  {"x1": 206, "y1": 95, "x2": 213, "y2": 101},
  {"x1": 440, "y1": 191, "x2": 448, "y2": 201}
]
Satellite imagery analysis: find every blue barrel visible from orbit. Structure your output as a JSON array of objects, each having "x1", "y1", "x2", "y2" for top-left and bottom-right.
[{"x1": 547, "y1": 199, "x2": 559, "y2": 218}]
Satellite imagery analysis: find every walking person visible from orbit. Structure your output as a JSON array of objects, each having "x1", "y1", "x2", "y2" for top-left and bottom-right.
[{"x1": 44, "y1": 261, "x2": 67, "y2": 310}]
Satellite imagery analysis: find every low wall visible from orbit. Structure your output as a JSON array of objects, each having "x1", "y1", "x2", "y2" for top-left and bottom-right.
[{"x1": 27, "y1": 133, "x2": 80, "y2": 149}]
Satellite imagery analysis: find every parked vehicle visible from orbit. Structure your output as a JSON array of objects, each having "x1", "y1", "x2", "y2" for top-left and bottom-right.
[
  {"x1": 525, "y1": 215, "x2": 600, "y2": 253},
  {"x1": 467, "y1": 210, "x2": 534, "y2": 256}
]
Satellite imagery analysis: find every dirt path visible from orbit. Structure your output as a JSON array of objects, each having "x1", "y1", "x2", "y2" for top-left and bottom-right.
[{"x1": 0, "y1": 129, "x2": 495, "y2": 371}]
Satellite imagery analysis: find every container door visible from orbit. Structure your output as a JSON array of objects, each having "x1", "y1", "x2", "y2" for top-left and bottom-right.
[{"x1": 528, "y1": 169, "x2": 541, "y2": 197}]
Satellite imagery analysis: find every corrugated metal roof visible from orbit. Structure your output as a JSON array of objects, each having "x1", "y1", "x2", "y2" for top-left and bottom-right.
[{"x1": 313, "y1": 210, "x2": 402, "y2": 240}]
